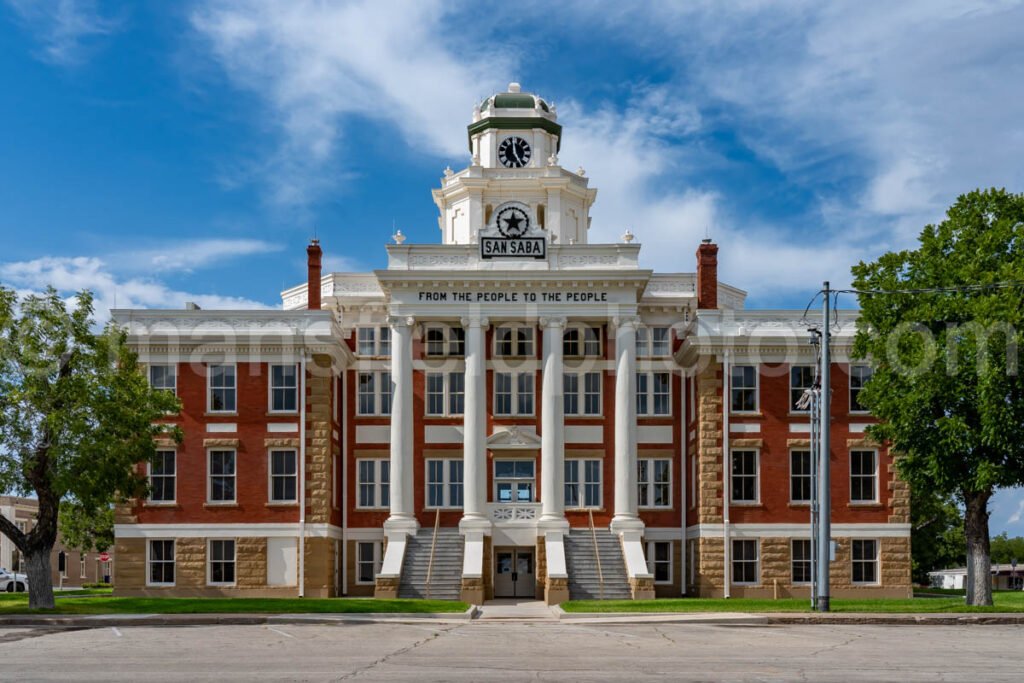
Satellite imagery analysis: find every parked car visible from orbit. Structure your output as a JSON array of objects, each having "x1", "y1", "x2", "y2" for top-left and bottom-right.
[{"x1": 0, "y1": 568, "x2": 29, "y2": 592}]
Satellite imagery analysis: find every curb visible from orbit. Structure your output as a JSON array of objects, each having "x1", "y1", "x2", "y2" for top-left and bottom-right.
[{"x1": 554, "y1": 611, "x2": 1024, "y2": 626}]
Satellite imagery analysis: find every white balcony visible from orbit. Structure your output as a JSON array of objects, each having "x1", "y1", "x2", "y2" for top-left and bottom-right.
[{"x1": 488, "y1": 502, "x2": 541, "y2": 525}]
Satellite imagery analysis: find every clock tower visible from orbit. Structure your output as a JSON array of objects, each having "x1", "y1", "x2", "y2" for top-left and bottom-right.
[{"x1": 432, "y1": 82, "x2": 597, "y2": 248}]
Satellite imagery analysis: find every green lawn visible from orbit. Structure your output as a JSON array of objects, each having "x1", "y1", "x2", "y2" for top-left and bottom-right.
[
  {"x1": 0, "y1": 593, "x2": 467, "y2": 615},
  {"x1": 562, "y1": 591, "x2": 1024, "y2": 613}
]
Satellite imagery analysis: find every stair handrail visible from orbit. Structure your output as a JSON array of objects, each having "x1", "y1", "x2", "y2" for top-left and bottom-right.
[
  {"x1": 588, "y1": 508, "x2": 604, "y2": 601},
  {"x1": 425, "y1": 508, "x2": 441, "y2": 599}
]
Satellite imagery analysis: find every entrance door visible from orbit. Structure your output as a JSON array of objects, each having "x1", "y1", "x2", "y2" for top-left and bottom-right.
[{"x1": 494, "y1": 547, "x2": 535, "y2": 598}]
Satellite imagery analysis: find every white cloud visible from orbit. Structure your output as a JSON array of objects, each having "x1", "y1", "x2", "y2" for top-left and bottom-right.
[
  {"x1": 1008, "y1": 497, "x2": 1024, "y2": 526},
  {"x1": 188, "y1": 0, "x2": 514, "y2": 207},
  {"x1": 0, "y1": 256, "x2": 271, "y2": 324},
  {"x1": 111, "y1": 238, "x2": 283, "y2": 274},
  {"x1": 5, "y1": 0, "x2": 122, "y2": 66}
]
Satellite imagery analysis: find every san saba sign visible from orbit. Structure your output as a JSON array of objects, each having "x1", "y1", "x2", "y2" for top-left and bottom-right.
[{"x1": 479, "y1": 201, "x2": 547, "y2": 260}]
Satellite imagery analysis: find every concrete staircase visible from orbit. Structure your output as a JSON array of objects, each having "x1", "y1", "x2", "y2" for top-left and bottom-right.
[
  {"x1": 397, "y1": 528, "x2": 464, "y2": 600},
  {"x1": 564, "y1": 529, "x2": 632, "y2": 600}
]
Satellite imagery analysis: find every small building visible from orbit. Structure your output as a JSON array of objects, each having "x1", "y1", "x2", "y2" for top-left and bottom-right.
[
  {"x1": 929, "y1": 565, "x2": 1024, "y2": 591},
  {"x1": 0, "y1": 496, "x2": 112, "y2": 588}
]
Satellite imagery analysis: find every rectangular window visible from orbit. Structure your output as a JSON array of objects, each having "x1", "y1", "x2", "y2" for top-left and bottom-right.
[
  {"x1": 270, "y1": 364, "x2": 298, "y2": 412},
  {"x1": 208, "y1": 539, "x2": 236, "y2": 585},
  {"x1": 563, "y1": 326, "x2": 601, "y2": 357},
  {"x1": 357, "y1": 459, "x2": 390, "y2": 508},
  {"x1": 852, "y1": 539, "x2": 879, "y2": 584},
  {"x1": 637, "y1": 458, "x2": 671, "y2": 508},
  {"x1": 149, "y1": 364, "x2": 176, "y2": 394},
  {"x1": 356, "y1": 326, "x2": 391, "y2": 356},
  {"x1": 636, "y1": 327, "x2": 670, "y2": 357},
  {"x1": 80, "y1": 556, "x2": 87, "y2": 579},
  {"x1": 646, "y1": 541, "x2": 672, "y2": 584},
  {"x1": 424, "y1": 325, "x2": 465, "y2": 357},
  {"x1": 850, "y1": 450, "x2": 878, "y2": 502},
  {"x1": 494, "y1": 326, "x2": 534, "y2": 357},
  {"x1": 494, "y1": 372, "x2": 534, "y2": 416},
  {"x1": 732, "y1": 539, "x2": 759, "y2": 584},
  {"x1": 494, "y1": 460, "x2": 535, "y2": 503},
  {"x1": 563, "y1": 372, "x2": 602, "y2": 416},
  {"x1": 149, "y1": 450, "x2": 176, "y2": 503},
  {"x1": 356, "y1": 541, "x2": 382, "y2": 584},
  {"x1": 791, "y1": 539, "x2": 812, "y2": 584},
  {"x1": 637, "y1": 372, "x2": 671, "y2": 416},
  {"x1": 148, "y1": 539, "x2": 175, "y2": 586},
  {"x1": 208, "y1": 364, "x2": 236, "y2": 413},
  {"x1": 208, "y1": 450, "x2": 236, "y2": 503},
  {"x1": 357, "y1": 371, "x2": 392, "y2": 416},
  {"x1": 269, "y1": 449, "x2": 298, "y2": 503},
  {"x1": 789, "y1": 365, "x2": 815, "y2": 412},
  {"x1": 730, "y1": 365, "x2": 757, "y2": 412},
  {"x1": 790, "y1": 450, "x2": 812, "y2": 503},
  {"x1": 850, "y1": 365, "x2": 873, "y2": 412},
  {"x1": 425, "y1": 372, "x2": 465, "y2": 416},
  {"x1": 731, "y1": 450, "x2": 758, "y2": 503},
  {"x1": 426, "y1": 459, "x2": 464, "y2": 508},
  {"x1": 564, "y1": 459, "x2": 602, "y2": 508}
]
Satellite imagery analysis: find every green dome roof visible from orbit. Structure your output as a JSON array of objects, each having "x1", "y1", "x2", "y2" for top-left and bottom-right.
[{"x1": 480, "y1": 84, "x2": 551, "y2": 112}]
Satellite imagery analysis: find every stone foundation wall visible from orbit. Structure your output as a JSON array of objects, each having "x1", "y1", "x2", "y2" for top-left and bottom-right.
[{"x1": 696, "y1": 362, "x2": 724, "y2": 524}]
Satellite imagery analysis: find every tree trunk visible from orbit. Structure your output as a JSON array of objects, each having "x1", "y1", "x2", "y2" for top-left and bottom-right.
[
  {"x1": 25, "y1": 547, "x2": 55, "y2": 610},
  {"x1": 963, "y1": 489, "x2": 993, "y2": 607}
]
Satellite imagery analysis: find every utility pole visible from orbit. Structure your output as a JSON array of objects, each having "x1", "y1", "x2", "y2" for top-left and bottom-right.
[{"x1": 817, "y1": 281, "x2": 832, "y2": 612}]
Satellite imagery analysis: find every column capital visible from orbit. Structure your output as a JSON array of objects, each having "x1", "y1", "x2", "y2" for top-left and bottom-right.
[
  {"x1": 388, "y1": 315, "x2": 416, "y2": 328},
  {"x1": 460, "y1": 316, "x2": 489, "y2": 329},
  {"x1": 612, "y1": 315, "x2": 641, "y2": 331},
  {"x1": 539, "y1": 316, "x2": 568, "y2": 329}
]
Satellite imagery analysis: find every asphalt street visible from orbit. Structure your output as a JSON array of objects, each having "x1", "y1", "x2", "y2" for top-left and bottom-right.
[{"x1": 1, "y1": 621, "x2": 1022, "y2": 682}]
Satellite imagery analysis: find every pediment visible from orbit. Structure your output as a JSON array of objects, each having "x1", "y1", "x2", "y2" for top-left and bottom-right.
[{"x1": 486, "y1": 425, "x2": 542, "y2": 450}]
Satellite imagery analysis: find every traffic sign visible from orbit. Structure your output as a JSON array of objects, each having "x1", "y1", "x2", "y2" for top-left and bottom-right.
[{"x1": 99, "y1": 552, "x2": 110, "y2": 563}]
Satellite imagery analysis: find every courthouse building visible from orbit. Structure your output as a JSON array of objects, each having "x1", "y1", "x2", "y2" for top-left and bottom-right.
[{"x1": 112, "y1": 84, "x2": 911, "y2": 602}]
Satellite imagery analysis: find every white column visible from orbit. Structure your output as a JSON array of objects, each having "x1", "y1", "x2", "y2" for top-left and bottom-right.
[
  {"x1": 539, "y1": 317, "x2": 568, "y2": 530},
  {"x1": 611, "y1": 316, "x2": 643, "y2": 532},
  {"x1": 384, "y1": 316, "x2": 417, "y2": 535},
  {"x1": 460, "y1": 316, "x2": 490, "y2": 532}
]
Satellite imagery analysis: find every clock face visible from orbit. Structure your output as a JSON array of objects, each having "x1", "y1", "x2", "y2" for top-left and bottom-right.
[
  {"x1": 495, "y1": 205, "x2": 530, "y2": 237},
  {"x1": 498, "y1": 136, "x2": 532, "y2": 168}
]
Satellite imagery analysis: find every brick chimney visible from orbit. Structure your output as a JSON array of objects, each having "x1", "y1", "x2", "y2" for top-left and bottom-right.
[
  {"x1": 306, "y1": 239, "x2": 322, "y2": 311},
  {"x1": 696, "y1": 239, "x2": 719, "y2": 310}
]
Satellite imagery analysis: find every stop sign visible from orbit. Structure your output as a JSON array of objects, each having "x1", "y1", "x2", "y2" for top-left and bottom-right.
[{"x1": 99, "y1": 552, "x2": 110, "y2": 563}]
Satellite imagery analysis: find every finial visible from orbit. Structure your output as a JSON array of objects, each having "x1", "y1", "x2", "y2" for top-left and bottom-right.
[
  {"x1": 393, "y1": 230, "x2": 406, "y2": 245},
  {"x1": 471, "y1": 152, "x2": 481, "y2": 166},
  {"x1": 576, "y1": 166, "x2": 586, "y2": 177},
  {"x1": 547, "y1": 153, "x2": 558, "y2": 166},
  {"x1": 444, "y1": 166, "x2": 453, "y2": 178},
  {"x1": 622, "y1": 229, "x2": 634, "y2": 244},
  {"x1": 508, "y1": 82, "x2": 521, "y2": 93}
]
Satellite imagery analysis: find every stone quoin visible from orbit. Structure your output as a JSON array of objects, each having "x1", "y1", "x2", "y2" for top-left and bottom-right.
[{"x1": 111, "y1": 83, "x2": 910, "y2": 602}]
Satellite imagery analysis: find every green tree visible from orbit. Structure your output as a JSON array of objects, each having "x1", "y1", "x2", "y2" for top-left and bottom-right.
[
  {"x1": 910, "y1": 486, "x2": 964, "y2": 584},
  {"x1": 58, "y1": 500, "x2": 115, "y2": 554},
  {"x1": 990, "y1": 532, "x2": 1024, "y2": 566},
  {"x1": 851, "y1": 188, "x2": 1024, "y2": 606},
  {"x1": 0, "y1": 288, "x2": 179, "y2": 608}
]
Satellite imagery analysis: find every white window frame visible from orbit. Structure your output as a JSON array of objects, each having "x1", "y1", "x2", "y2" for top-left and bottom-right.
[
  {"x1": 494, "y1": 371, "x2": 535, "y2": 416},
  {"x1": 423, "y1": 324, "x2": 466, "y2": 357},
  {"x1": 789, "y1": 365, "x2": 815, "y2": 413},
  {"x1": 356, "y1": 459, "x2": 390, "y2": 509},
  {"x1": 146, "y1": 539, "x2": 175, "y2": 587},
  {"x1": 80, "y1": 555, "x2": 87, "y2": 579},
  {"x1": 207, "y1": 363, "x2": 237, "y2": 414},
  {"x1": 493, "y1": 325, "x2": 535, "y2": 358},
  {"x1": 563, "y1": 371, "x2": 602, "y2": 416},
  {"x1": 789, "y1": 449, "x2": 812, "y2": 504},
  {"x1": 493, "y1": 459, "x2": 536, "y2": 503},
  {"x1": 355, "y1": 541, "x2": 383, "y2": 585},
  {"x1": 268, "y1": 449, "x2": 298, "y2": 504},
  {"x1": 356, "y1": 326, "x2": 391, "y2": 357},
  {"x1": 425, "y1": 458, "x2": 464, "y2": 509},
  {"x1": 207, "y1": 449, "x2": 237, "y2": 504},
  {"x1": 791, "y1": 538, "x2": 812, "y2": 584},
  {"x1": 268, "y1": 363, "x2": 299, "y2": 414},
  {"x1": 851, "y1": 538, "x2": 880, "y2": 585},
  {"x1": 636, "y1": 326, "x2": 670, "y2": 358},
  {"x1": 148, "y1": 364, "x2": 177, "y2": 395},
  {"x1": 850, "y1": 449, "x2": 879, "y2": 503},
  {"x1": 564, "y1": 458, "x2": 602, "y2": 509},
  {"x1": 730, "y1": 449, "x2": 760, "y2": 504},
  {"x1": 562, "y1": 324, "x2": 602, "y2": 358},
  {"x1": 148, "y1": 449, "x2": 176, "y2": 504},
  {"x1": 207, "y1": 538, "x2": 237, "y2": 586},
  {"x1": 636, "y1": 372, "x2": 671, "y2": 416},
  {"x1": 730, "y1": 364, "x2": 759, "y2": 414},
  {"x1": 849, "y1": 364, "x2": 873, "y2": 414},
  {"x1": 425, "y1": 371, "x2": 465, "y2": 417},
  {"x1": 356, "y1": 371, "x2": 392, "y2": 416},
  {"x1": 637, "y1": 457, "x2": 672, "y2": 509},
  {"x1": 645, "y1": 540, "x2": 673, "y2": 585},
  {"x1": 731, "y1": 538, "x2": 760, "y2": 585}
]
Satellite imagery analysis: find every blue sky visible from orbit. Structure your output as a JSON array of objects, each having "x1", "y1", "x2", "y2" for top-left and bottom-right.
[{"x1": 2, "y1": 0, "x2": 1023, "y2": 535}]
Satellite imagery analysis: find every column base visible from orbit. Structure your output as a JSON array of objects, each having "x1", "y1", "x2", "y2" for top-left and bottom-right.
[
  {"x1": 609, "y1": 516, "x2": 645, "y2": 535},
  {"x1": 536, "y1": 516, "x2": 570, "y2": 535},
  {"x1": 383, "y1": 515, "x2": 419, "y2": 539},
  {"x1": 459, "y1": 514, "x2": 493, "y2": 535}
]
